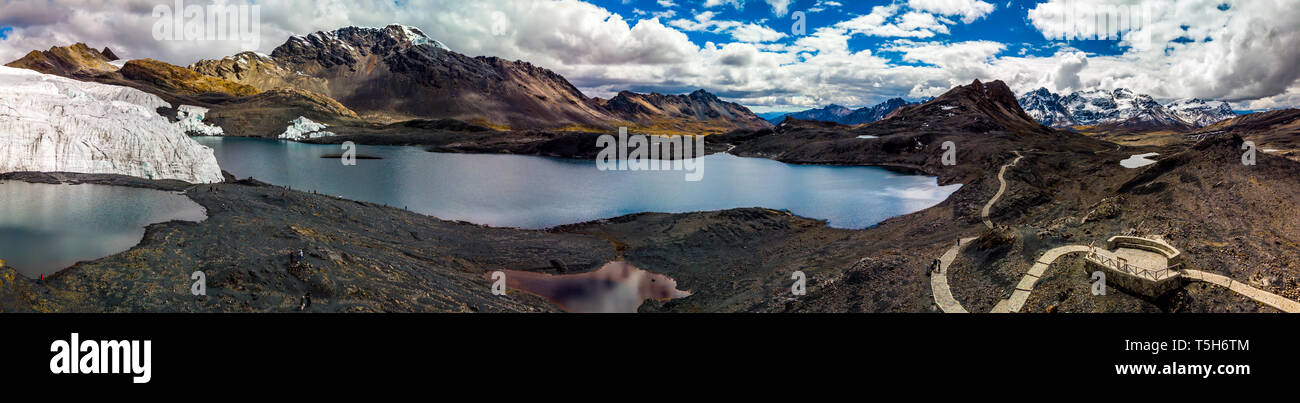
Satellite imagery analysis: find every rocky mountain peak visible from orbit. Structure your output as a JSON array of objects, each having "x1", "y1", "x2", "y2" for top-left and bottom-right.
[
  {"x1": 101, "y1": 47, "x2": 119, "y2": 61},
  {"x1": 1020, "y1": 87, "x2": 1236, "y2": 129},
  {"x1": 943, "y1": 79, "x2": 1025, "y2": 114},
  {"x1": 272, "y1": 24, "x2": 450, "y2": 64},
  {"x1": 4, "y1": 43, "x2": 118, "y2": 77},
  {"x1": 688, "y1": 89, "x2": 720, "y2": 101}
]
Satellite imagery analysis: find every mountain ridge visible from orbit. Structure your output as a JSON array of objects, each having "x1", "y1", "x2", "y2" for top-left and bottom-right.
[
  {"x1": 1018, "y1": 87, "x2": 1236, "y2": 130},
  {"x1": 765, "y1": 98, "x2": 923, "y2": 126},
  {"x1": 192, "y1": 24, "x2": 769, "y2": 133}
]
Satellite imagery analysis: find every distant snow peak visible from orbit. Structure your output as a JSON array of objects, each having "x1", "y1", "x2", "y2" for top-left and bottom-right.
[
  {"x1": 392, "y1": 24, "x2": 449, "y2": 51},
  {"x1": 279, "y1": 116, "x2": 335, "y2": 140},
  {"x1": 176, "y1": 105, "x2": 224, "y2": 136},
  {"x1": 0, "y1": 66, "x2": 223, "y2": 183},
  {"x1": 302, "y1": 24, "x2": 450, "y2": 52},
  {"x1": 1018, "y1": 87, "x2": 1235, "y2": 128},
  {"x1": 1165, "y1": 98, "x2": 1235, "y2": 127}
]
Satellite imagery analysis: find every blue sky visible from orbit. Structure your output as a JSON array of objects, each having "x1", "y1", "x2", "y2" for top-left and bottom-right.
[
  {"x1": 0, "y1": 26, "x2": 11, "y2": 40},
  {"x1": 605, "y1": 0, "x2": 1127, "y2": 65},
  {"x1": 0, "y1": 0, "x2": 1294, "y2": 111}
]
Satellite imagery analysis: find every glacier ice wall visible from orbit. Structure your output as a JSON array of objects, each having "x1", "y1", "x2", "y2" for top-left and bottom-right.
[{"x1": 0, "y1": 66, "x2": 223, "y2": 183}]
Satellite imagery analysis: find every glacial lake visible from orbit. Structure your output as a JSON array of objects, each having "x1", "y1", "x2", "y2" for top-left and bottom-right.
[
  {"x1": 0, "y1": 181, "x2": 206, "y2": 278},
  {"x1": 194, "y1": 137, "x2": 961, "y2": 230}
]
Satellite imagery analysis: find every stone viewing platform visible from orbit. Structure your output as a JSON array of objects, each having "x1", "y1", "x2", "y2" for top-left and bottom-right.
[{"x1": 1084, "y1": 236, "x2": 1184, "y2": 298}]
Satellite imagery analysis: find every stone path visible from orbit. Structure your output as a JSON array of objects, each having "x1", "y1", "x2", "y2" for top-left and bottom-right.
[
  {"x1": 931, "y1": 151, "x2": 1022, "y2": 313},
  {"x1": 932, "y1": 237, "x2": 978, "y2": 313},
  {"x1": 981, "y1": 151, "x2": 1022, "y2": 229},
  {"x1": 929, "y1": 149, "x2": 1300, "y2": 313},
  {"x1": 1182, "y1": 269, "x2": 1300, "y2": 313},
  {"x1": 990, "y1": 245, "x2": 1091, "y2": 313}
]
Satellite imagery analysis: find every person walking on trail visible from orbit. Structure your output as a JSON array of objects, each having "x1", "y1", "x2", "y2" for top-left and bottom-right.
[
  {"x1": 299, "y1": 291, "x2": 312, "y2": 311},
  {"x1": 933, "y1": 258, "x2": 941, "y2": 274},
  {"x1": 298, "y1": 249, "x2": 305, "y2": 264}
]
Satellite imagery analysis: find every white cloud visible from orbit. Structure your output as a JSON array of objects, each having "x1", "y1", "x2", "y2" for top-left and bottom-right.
[
  {"x1": 1050, "y1": 51, "x2": 1087, "y2": 92},
  {"x1": 1025, "y1": 0, "x2": 1300, "y2": 104},
  {"x1": 765, "y1": 0, "x2": 793, "y2": 17},
  {"x1": 836, "y1": 5, "x2": 948, "y2": 39},
  {"x1": 808, "y1": 0, "x2": 843, "y2": 13},
  {"x1": 730, "y1": 23, "x2": 788, "y2": 43},
  {"x1": 703, "y1": 0, "x2": 744, "y2": 10},
  {"x1": 0, "y1": 0, "x2": 1295, "y2": 112},
  {"x1": 907, "y1": 0, "x2": 996, "y2": 24}
]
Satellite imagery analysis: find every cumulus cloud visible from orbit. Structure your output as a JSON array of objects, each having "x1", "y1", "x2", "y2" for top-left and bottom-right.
[
  {"x1": 1051, "y1": 51, "x2": 1087, "y2": 92},
  {"x1": 907, "y1": 0, "x2": 995, "y2": 24},
  {"x1": 765, "y1": 0, "x2": 793, "y2": 17},
  {"x1": 1026, "y1": 0, "x2": 1300, "y2": 104},
  {"x1": 836, "y1": 5, "x2": 949, "y2": 39},
  {"x1": 0, "y1": 0, "x2": 1294, "y2": 112}
]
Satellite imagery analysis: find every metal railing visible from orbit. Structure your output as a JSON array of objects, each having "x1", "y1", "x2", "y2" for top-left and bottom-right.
[{"x1": 1086, "y1": 250, "x2": 1178, "y2": 281}]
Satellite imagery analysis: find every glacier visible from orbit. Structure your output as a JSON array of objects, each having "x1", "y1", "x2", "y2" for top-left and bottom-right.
[
  {"x1": 0, "y1": 66, "x2": 224, "y2": 183},
  {"x1": 176, "y1": 105, "x2": 225, "y2": 136},
  {"x1": 278, "y1": 116, "x2": 335, "y2": 140}
]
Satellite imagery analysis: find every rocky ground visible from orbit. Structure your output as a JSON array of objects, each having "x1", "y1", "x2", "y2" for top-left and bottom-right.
[{"x1": 0, "y1": 173, "x2": 887, "y2": 313}]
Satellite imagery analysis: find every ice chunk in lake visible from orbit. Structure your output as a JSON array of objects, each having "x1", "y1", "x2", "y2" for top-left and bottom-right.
[
  {"x1": 278, "y1": 116, "x2": 335, "y2": 141},
  {"x1": 176, "y1": 105, "x2": 225, "y2": 136}
]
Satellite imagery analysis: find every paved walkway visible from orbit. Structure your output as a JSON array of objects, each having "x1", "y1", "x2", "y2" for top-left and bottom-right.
[
  {"x1": 932, "y1": 151, "x2": 1022, "y2": 313},
  {"x1": 981, "y1": 151, "x2": 1022, "y2": 229},
  {"x1": 929, "y1": 149, "x2": 1300, "y2": 313},
  {"x1": 990, "y1": 245, "x2": 1091, "y2": 313},
  {"x1": 1182, "y1": 269, "x2": 1300, "y2": 313},
  {"x1": 932, "y1": 237, "x2": 978, "y2": 313}
]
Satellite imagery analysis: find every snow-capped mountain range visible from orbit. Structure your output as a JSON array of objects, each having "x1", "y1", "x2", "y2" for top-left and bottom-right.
[
  {"x1": 766, "y1": 98, "x2": 925, "y2": 125},
  {"x1": 1018, "y1": 87, "x2": 1236, "y2": 129},
  {"x1": 0, "y1": 66, "x2": 223, "y2": 183}
]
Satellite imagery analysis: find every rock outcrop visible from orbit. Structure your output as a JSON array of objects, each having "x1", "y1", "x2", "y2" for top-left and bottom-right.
[
  {"x1": 118, "y1": 58, "x2": 260, "y2": 97},
  {"x1": 4, "y1": 43, "x2": 118, "y2": 77}
]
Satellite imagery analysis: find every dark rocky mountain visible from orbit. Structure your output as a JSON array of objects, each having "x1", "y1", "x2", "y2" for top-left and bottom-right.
[
  {"x1": 710, "y1": 79, "x2": 1091, "y2": 186},
  {"x1": 766, "y1": 98, "x2": 921, "y2": 126},
  {"x1": 263, "y1": 25, "x2": 613, "y2": 129},
  {"x1": 277, "y1": 26, "x2": 616, "y2": 129},
  {"x1": 1195, "y1": 108, "x2": 1300, "y2": 162},
  {"x1": 192, "y1": 24, "x2": 768, "y2": 133},
  {"x1": 878, "y1": 79, "x2": 1046, "y2": 135},
  {"x1": 767, "y1": 104, "x2": 853, "y2": 125},
  {"x1": 843, "y1": 98, "x2": 921, "y2": 125},
  {"x1": 595, "y1": 89, "x2": 771, "y2": 134},
  {"x1": 101, "y1": 47, "x2": 120, "y2": 61}
]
